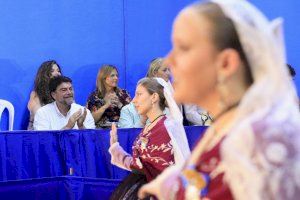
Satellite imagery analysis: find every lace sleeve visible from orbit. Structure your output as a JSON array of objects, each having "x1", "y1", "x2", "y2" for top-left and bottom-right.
[
  {"x1": 109, "y1": 142, "x2": 133, "y2": 171},
  {"x1": 221, "y1": 117, "x2": 300, "y2": 200}
]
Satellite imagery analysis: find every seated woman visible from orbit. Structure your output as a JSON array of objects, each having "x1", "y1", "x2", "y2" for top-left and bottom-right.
[
  {"x1": 27, "y1": 60, "x2": 62, "y2": 130},
  {"x1": 118, "y1": 58, "x2": 173, "y2": 129},
  {"x1": 139, "y1": 1, "x2": 300, "y2": 199},
  {"x1": 146, "y1": 58, "x2": 171, "y2": 83},
  {"x1": 118, "y1": 102, "x2": 147, "y2": 128},
  {"x1": 86, "y1": 64, "x2": 131, "y2": 128},
  {"x1": 147, "y1": 57, "x2": 212, "y2": 126},
  {"x1": 109, "y1": 78, "x2": 190, "y2": 199}
]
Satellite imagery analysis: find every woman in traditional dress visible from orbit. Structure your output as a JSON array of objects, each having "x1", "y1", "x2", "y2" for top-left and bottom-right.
[
  {"x1": 109, "y1": 77, "x2": 190, "y2": 199},
  {"x1": 139, "y1": 0, "x2": 300, "y2": 199}
]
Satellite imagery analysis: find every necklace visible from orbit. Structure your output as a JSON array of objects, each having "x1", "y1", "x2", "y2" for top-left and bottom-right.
[
  {"x1": 150, "y1": 114, "x2": 165, "y2": 124},
  {"x1": 139, "y1": 114, "x2": 165, "y2": 150},
  {"x1": 144, "y1": 114, "x2": 165, "y2": 134}
]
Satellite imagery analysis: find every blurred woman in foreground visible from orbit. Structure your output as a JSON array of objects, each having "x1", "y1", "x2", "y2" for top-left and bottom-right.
[{"x1": 139, "y1": 0, "x2": 300, "y2": 199}]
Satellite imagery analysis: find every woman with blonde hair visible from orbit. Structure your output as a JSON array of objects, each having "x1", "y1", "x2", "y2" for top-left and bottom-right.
[
  {"x1": 87, "y1": 64, "x2": 131, "y2": 128},
  {"x1": 147, "y1": 58, "x2": 212, "y2": 126},
  {"x1": 147, "y1": 58, "x2": 171, "y2": 82},
  {"x1": 118, "y1": 58, "x2": 172, "y2": 128},
  {"x1": 139, "y1": 0, "x2": 300, "y2": 199}
]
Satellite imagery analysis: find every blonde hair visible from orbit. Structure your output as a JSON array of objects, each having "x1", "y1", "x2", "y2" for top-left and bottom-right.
[
  {"x1": 146, "y1": 58, "x2": 164, "y2": 78},
  {"x1": 96, "y1": 64, "x2": 118, "y2": 98}
]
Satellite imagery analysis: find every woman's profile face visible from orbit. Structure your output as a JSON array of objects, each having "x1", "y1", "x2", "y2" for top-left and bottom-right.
[
  {"x1": 50, "y1": 64, "x2": 61, "y2": 78},
  {"x1": 132, "y1": 84, "x2": 152, "y2": 115},
  {"x1": 156, "y1": 65, "x2": 171, "y2": 82},
  {"x1": 165, "y1": 9, "x2": 220, "y2": 107},
  {"x1": 105, "y1": 69, "x2": 119, "y2": 89}
]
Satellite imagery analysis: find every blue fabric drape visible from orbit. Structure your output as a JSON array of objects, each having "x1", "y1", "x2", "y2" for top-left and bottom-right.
[
  {"x1": 0, "y1": 176, "x2": 121, "y2": 200},
  {"x1": 0, "y1": 127, "x2": 206, "y2": 199},
  {"x1": 0, "y1": 127, "x2": 205, "y2": 181}
]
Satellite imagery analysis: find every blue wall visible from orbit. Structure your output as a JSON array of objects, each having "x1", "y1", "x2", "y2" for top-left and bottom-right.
[
  {"x1": 0, "y1": 0, "x2": 299, "y2": 130},
  {"x1": 250, "y1": 0, "x2": 300, "y2": 86}
]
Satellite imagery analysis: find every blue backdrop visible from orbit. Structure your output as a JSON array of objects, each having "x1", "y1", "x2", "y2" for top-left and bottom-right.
[{"x1": 0, "y1": 0, "x2": 299, "y2": 130}]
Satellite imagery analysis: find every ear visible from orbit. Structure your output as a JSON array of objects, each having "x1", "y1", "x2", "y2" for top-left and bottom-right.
[
  {"x1": 51, "y1": 91, "x2": 56, "y2": 100},
  {"x1": 151, "y1": 93, "x2": 159, "y2": 104},
  {"x1": 216, "y1": 49, "x2": 242, "y2": 80}
]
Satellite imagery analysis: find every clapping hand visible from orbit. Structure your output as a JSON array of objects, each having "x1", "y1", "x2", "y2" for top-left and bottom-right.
[
  {"x1": 65, "y1": 108, "x2": 87, "y2": 129},
  {"x1": 105, "y1": 93, "x2": 121, "y2": 108},
  {"x1": 104, "y1": 93, "x2": 115, "y2": 107},
  {"x1": 65, "y1": 109, "x2": 82, "y2": 129},
  {"x1": 77, "y1": 108, "x2": 87, "y2": 129}
]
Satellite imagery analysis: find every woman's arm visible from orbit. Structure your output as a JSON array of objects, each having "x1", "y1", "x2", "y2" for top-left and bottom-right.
[
  {"x1": 87, "y1": 92, "x2": 111, "y2": 123},
  {"x1": 109, "y1": 123, "x2": 132, "y2": 170},
  {"x1": 117, "y1": 89, "x2": 132, "y2": 107},
  {"x1": 91, "y1": 103, "x2": 110, "y2": 122},
  {"x1": 27, "y1": 91, "x2": 41, "y2": 115},
  {"x1": 109, "y1": 142, "x2": 133, "y2": 171}
]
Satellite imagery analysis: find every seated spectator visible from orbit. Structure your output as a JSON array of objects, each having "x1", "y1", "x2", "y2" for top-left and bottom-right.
[
  {"x1": 119, "y1": 100, "x2": 170, "y2": 128},
  {"x1": 146, "y1": 58, "x2": 171, "y2": 82},
  {"x1": 87, "y1": 64, "x2": 131, "y2": 128},
  {"x1": 27, "y1": 60, "x2": 62, "y2": 130},
  {"x1": 118, "y1": 58, "x2": 172, "y2": 128},
  {"x1": 34, "y1": 76, "x2": 95, "y2": 130},
  {"x1": 118, "y1": 102, "x2": 146, "y2": 128},
  {"x1": 147, "y1": 58, "x2": 212, "y2": 125}
]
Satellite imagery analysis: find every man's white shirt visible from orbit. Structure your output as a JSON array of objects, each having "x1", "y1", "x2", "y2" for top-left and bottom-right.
[{"x1": 34, "y1": 102, "x2": 95, "y2": 130}]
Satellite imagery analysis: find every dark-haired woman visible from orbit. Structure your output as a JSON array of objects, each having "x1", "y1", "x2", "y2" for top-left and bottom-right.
[{"x1": 27, "y1": 60, "x2": 61, "y2": 130}]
